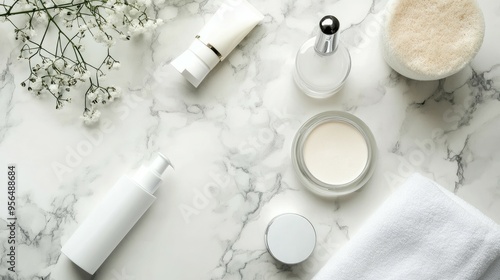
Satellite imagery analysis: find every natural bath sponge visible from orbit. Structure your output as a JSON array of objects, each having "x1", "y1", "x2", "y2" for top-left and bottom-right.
[{"x1": 381, "y1": 0, "x2": 485, "y2": 80}]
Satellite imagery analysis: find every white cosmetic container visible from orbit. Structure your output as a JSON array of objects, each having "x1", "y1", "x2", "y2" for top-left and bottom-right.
[
  {"x1": 265, "y1": 213, "x2": 316, "y2": 265},
  {"x1": 61, "y1": 153, "x2": 172, "y2": 275},
  {"x1": 171, "y1": 0, "x2": 264, "y2": 87},
  {"x1": 292, "y1": 112, "x2": 377, "y2": 196}
]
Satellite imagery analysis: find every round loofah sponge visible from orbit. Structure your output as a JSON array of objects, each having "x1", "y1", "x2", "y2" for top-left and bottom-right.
[{"x1": 381, "y1": 0, "x2": 485, "y2": 80}]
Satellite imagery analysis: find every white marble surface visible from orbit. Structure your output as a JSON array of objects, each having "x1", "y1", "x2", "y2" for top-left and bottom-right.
[{"x1": 1, "y1": 0, "x2": 500, "y2": 279}]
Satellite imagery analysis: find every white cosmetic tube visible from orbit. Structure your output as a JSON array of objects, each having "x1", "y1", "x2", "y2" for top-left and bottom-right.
[
  {"x1": 171, "y1": 0, "x2": 264, "y2": 87},
  {"x1": 61, "y1": 153, "x2": 172, "y2": 275}
]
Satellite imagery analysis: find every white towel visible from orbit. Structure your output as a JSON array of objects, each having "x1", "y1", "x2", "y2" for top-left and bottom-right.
[{"x1": 313, "y1": 173, "x2": 500, "y2": 280}]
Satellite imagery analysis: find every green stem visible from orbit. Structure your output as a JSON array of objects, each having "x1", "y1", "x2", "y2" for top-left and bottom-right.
[
  {"x1": 0, "y1": 2, "x2": 81, "y2": 17},
  {"x1": 6, "y1": 0, "x2": 19, "y2": 14},
  {"x1": 39, "y1": 0, "x2": 87, "y2": 65}
]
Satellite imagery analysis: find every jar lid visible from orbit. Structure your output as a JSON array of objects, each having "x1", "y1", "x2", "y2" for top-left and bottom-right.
[{"x1": 264, "y1": 213, "x2": 316, "y2": 265}]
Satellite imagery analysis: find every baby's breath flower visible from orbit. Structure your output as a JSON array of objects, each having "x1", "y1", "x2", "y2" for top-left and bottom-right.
[
  {"x1": 21, "y1": 3, "x2": 34, "y2": 11},
  {"x1": 95, "y1": 94, "x2": 104, "y2": 104},
  {"x1": 49, "y1": 84, "x2": 59, "y2": 93},
  {"x1": 108, "y1": 87, "x2": 121, "y2": 102},
  {"x1": 42, "y1": 59, "x2": 53, "y2": 70},
  {"x1": 78, "y1": 24, "x2": 87, "y2": 33},
  {"x1": 87, "y1": 91, "x2": 97, "y2": 101},
  {"x1": 1, "y1": 0, "x2": 163, "y2": 124},
  {"x1": 74, "y1": 70, "x2": 91, "y2": 81},
  {"x1": 27, "y1": 28, "x2": 36, "y2": 38},
  {"x1": 31, "y1": 77, "x2": 43, "y2": 92},
  {"x1": 81, "y1": 71, "x2": 91, "y2": 80},
  {"x1": 111, "y1": 62, "x2": 121, "y2": 70},
  {"x1": 128, "y1": 8, "x2": 140, "y2": 17},
  {"x1": 81, "y1": 108, "x2": 101, "y2": 124},
  {"x1": 54, "y1": 59, "x2": 66, "y2": 70},
  {"x1": 35, "y1": 12, "x2": 48, "y2": 24},
  {"x1": 155, "y1": 19, "x2": 164, "y2": 26},
  {"x1": 114, "y1": 3, "x2": 126, "y2": 13}
]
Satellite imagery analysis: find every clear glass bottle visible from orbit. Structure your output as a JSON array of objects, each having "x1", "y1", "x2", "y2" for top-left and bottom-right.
[{"x1": 293, "y1": 15, "x2": 351, "y2": 98}]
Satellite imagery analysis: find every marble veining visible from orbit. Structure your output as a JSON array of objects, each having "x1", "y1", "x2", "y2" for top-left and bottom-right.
[{"x1": 1, "y1": 0, "x2": 500, "y2": 279}]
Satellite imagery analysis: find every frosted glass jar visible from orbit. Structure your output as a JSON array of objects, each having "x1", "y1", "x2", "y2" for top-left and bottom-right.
[
  {"x1": 293, "y1": 15, "x2": 351, "y2": 98},
  {"x1": 292, "y1": 111, "x2": 377, "y2": 197}
]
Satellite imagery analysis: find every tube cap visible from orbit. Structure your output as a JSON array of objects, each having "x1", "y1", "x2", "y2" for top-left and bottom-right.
[{"x1": 171, "y1": 39, "x2": 220, "y2": 87}]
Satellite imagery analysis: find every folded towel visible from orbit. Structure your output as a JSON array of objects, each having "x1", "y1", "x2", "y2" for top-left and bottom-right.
[{"x1": 313, "y1": 173, "x2": 500, "y2": 280}]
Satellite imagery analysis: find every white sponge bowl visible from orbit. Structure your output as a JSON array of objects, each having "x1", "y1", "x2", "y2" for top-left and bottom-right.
[{"x1": 381, "y1": 0, "x2": 485, "y2": 80}]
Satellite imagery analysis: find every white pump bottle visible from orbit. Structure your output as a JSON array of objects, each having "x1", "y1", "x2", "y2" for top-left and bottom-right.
[{"x1": 61, "y1": 153, "x2": 171, "y2": 274}]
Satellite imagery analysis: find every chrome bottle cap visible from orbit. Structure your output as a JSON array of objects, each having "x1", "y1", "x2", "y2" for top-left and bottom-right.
[{"x1": 314, "y1": 15, "x2": 340, "y2": 55}]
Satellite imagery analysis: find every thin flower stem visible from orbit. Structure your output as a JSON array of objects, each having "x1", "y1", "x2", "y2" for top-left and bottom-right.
[
  {"x1": 2, "y1": 0, "x2": 160, "y2": 121},
  {"x1": 0, "y1": 2, "x2": 79, "y2": 17},
  {"x1": 5, "y1": 0, "x2": 19, "y2": 14}
]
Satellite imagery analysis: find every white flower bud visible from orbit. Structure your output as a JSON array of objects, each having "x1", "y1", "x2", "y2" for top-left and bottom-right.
[
  {"x1": 81, "y1": 109, "x2": 101, "y2": 125},
  {"x1": 31, "y1": 77, "x2": 43, "y2": 92},
  {"x1": 87, "y1": 91, "x2": 97, "y2": 100},
  {"x1": 49, "y1": 84, "x2": 59, "y2": 93},
  {"x1": 54, "y1": 59, "x2": 65, "y2": 70}
]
